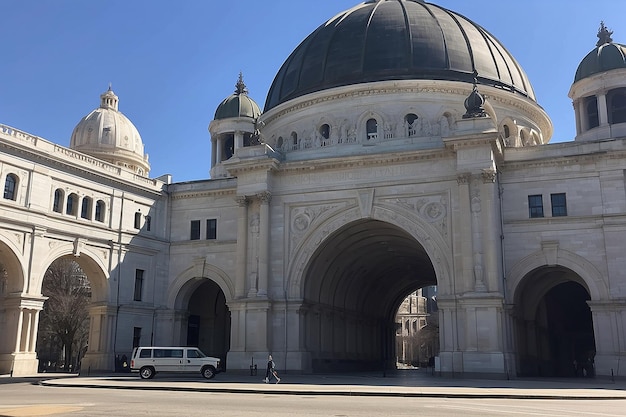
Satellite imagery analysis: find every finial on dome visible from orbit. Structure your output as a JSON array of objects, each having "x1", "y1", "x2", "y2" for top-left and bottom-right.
[
  {"x1": 235, "y1": 72, "x2": 248, "y2": 95},
  {"x1": 100, "y1": 86, "x2": 119, "y2": 111},
  {"x1": 463, "y1": 70, "x2": 487, "y2": 119},
  {"x1": 596, "y1": 21, "x2": 613, "y2": 47}
]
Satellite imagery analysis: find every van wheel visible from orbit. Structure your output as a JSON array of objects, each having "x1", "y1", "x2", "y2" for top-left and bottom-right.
[
  {"x1": 201, "y1": 366, "x2": 216, "y2": 379},
  {"x1": 139, "y1": 366, "x2": 155, "y2": 379}
]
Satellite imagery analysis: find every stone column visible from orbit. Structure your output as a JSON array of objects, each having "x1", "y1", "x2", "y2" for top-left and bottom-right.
[
  {"x1": 573, "y1": 100, "x2": 582, "y2": 135},
  {"x1": 598, "y1": 92, "x2": 608, "y2": 126},
  {"x1": 480, "y1": 169, "x2": 499, "y2": 292},
  {"x1": 457, "y1": 173, "x2": 473, "y2": 291},
  {"x1": 235, "y1": 196, "x2": 248, "y2": 298},
  {"x1": 211, "y1": 138, "x2": 217, "y2": 167},
  {"x1": 257, "y1": 191, "x2": 271, "y2": 297},
  {"x1": 234, "y1": 130, "x2": 244, "y2": 153},
  {"x1": 216, "y1": 136, "x2": 223, "y2": 164}
]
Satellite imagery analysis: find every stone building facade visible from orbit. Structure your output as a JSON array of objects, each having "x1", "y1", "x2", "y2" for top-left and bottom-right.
[{"x1": 1, "y1": 1, "x2": 625, "y2": 378}]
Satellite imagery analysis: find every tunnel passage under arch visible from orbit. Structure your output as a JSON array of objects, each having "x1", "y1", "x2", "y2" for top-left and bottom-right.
[
  {"x1": 185, "y1": 279, "x2": 231, "y2": 369},
  {"x1": 514, "y1": 266, "x2": 596, "y2": 378},
  {"x1": 302, "y1": 219, "x2": 437, "y2": 372}
]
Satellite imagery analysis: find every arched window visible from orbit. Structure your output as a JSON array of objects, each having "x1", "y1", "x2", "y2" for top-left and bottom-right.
[
  {"x1": 609, "y1": 89, "x2": 626, "y2": 125},
  {"x1": 66, "y1": 193, "x2": 79, "y2": 215},
  {"x1": 520, "y1": 131, "x2": 526, "y2": 144},
  {"x1": 405, "y1": 113, "x2": 418, "y2": 136},
  {"x1": 95, "y1": 200, "x2": 105, "y2": 222},
  {"x1": 291, "y1": 132, "x2": 298, "y2": 150},
  {"x1": 81, "y1": 197, "x2": 92, "y2": 219},
  {"x1": 366, "y1": 118, "x2": 378, "y2": 140},
  {"x1": 584, "y1": 96, "x2": 599, "y2": 129},
  {"x1": 319, "y1": 124, "x2": 330, "y2": 139},
  {"x1": 276, "y1": 136, "x2": 283, "y2": 150},
  {"x1": 134, "y1": 212, "x2": 142, "y2": 229},
  {"x1": 53, "y1": 188, "x2": 64, "y2": 213},
  {"x1": 3, "y1": 174, "x2": 17, "y2": 201},
  {"x1": 503, "y1": 125, "x2": 511, "y2": 138}
]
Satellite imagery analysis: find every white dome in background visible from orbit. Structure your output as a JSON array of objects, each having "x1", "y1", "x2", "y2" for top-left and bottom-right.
[{"x1": 70, "y1": 87, "x2": 150, "y2": 176}]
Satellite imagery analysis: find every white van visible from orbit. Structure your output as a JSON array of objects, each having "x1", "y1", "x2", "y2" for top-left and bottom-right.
[{"x1": 130, "y1": 347, "x2": 221, "y2": 379}]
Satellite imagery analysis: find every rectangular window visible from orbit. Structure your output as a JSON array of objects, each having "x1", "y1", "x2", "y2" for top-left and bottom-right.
[
  {"x1": 528, "y1": 194, "x2": 544, "y2": 218},
  {"x1": 145, "y1": 215, "x2": 151, "y2": 232},
  {"x1": 551, "y1": 193, "x2": 567, "y2": 217},
  {"x1": 133, "y1": 327, "x2": 142, "y2": 349},
  {"x1": 134, "y1": 269, "x2": 144, "y2": 301},
  {"x1": 206, "y1": 219, "x2": 217, "y2": 240},
  {"x1": 190, "y1": 220, "x2": 201, "y2": 240}
]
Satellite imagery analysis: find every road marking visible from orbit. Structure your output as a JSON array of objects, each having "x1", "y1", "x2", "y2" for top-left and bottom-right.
[{"x1": 0, "y1": 405, "x2": 85, "y2": 416}]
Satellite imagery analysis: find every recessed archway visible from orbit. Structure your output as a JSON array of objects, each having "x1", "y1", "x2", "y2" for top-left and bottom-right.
[
  {"x1": 514, "y1": 266, "x2": 596, "y2": 378},
  {"x1": 176, "y1": 278, "x2": 231, "y2": 369},
  {"x1": 302, "y1": 219, "x2": 437, "y2": 372}
]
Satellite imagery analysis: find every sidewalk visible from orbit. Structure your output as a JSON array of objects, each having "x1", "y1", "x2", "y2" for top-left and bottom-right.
[{"x1": 6, "y1": 370, "x2": 624, "y2": 400}]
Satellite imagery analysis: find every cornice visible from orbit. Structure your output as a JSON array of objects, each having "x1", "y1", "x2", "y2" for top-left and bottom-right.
[
  {"x1": 278, "y1": 147, "x2": 453, "y2": 174},
  {"x1": 170, "y1": 188, "x2": 236, "y2": 200}
]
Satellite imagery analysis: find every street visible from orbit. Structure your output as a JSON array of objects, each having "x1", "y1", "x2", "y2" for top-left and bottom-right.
[{"x1": 0, "y1": 382, "x2": 625, "y2": 417}]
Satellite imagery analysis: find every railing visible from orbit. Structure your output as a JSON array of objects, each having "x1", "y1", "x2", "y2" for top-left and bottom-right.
[{"x1": 0, "y1": 124, "x2": 159, "y2": 188}]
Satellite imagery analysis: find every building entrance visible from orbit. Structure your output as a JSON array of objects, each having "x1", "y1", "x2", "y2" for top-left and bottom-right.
[
  {"x1": 186, "y1": 279, "x2": 231, "y2": 369},
  {"x1": 515, "y1": 267, "x2": 596, "y2": 377},
  {"x1": 301, "y1": 219, "x2": 437, "y2": 372}
]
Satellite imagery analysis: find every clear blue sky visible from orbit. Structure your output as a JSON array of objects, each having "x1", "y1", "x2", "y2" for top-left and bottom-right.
[{"x1": 2, "y1": 1, "x2": 624, "y2": 182}]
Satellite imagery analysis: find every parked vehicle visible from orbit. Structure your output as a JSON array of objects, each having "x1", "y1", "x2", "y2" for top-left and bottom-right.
[{"x1": 130, "y1": 347, "x2": 221, "y2": 379}]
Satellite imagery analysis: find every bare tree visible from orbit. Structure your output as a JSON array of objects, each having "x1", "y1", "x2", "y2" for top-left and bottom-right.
[{"x1": 38, "y1": 258, "x2": 90, "y2": 371}]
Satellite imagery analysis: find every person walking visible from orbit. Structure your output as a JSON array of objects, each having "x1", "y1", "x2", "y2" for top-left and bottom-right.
[{"x1": 263, "y1": 354, "x2": 281, "y2": 383}]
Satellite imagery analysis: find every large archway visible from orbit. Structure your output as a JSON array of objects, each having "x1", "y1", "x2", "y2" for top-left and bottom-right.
[
  {"x1": 0, "y1": 239, "x2": 27, "y2": 374},
  {"x1": 180, "y1": 279, "x2": 231, "y2": 369},
  {"x1": 302, "y1": 219, "x2": 437, "y2": 372},
  {"x1": 514, "y1": 266, "x2": 596, "y2": 377}
]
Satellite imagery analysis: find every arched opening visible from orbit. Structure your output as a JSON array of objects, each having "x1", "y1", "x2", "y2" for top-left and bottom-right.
[
  {"x1": 514, "y1": 267, "x2": 596, "y2": 378},
  {"x1": 319, "y1": 124, "x2": 330, "y2": 140},
  {"x1": 405, "y1": 113, "x2": 418, "y2": 136},
  {"x1": 0, "y1": 240, "x2": 26, "y2": 374},
  {"x1": 394, "y1": 286, "x2": 438, "y2": 369},
  {"x1": 608, "y1": 88, "x2": 626, "y2": 125},
  {"x1": 37, "y1": 257, "x2": 91, "y2": 373},
  {"x1": 3, "y1": 174, "x2": 18, "y2": 201},
  {"x1": 185, "y1": 279, "x2": 231, "y2": 369},
  {"x1": 302, "y1": 219, "x2": 437, "y2": 373},
  {"x1": 223, "y1": 134, "x2": 234, "y2": 160},
  {"x1": 290, "y1": 132, "x2": 298, "y2": 150},
  {"x1": 366, "y1": 118, "x2": 378, "y2": 141},
  {"x1": 584, "y1": 96, "x2": 599, "y2": 130},
  {"x1": 53, "y1": 189, "x2": 64, "y2": 213},
  {"x1": 66, "y1": 193, "x2": 79, "y2": 216}
]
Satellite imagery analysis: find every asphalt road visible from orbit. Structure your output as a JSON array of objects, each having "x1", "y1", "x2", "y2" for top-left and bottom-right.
[{"x1": 1, "y1": 382, "x2": 625, "y2": 417}]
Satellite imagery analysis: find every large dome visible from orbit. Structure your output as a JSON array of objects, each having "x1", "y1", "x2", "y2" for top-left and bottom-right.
[
  {"x1": 265, "y1": 0, "x2": 535, "y2": 111},
  {"x1": 70, "y1": 88, "x2": 150, "y2": 176}
]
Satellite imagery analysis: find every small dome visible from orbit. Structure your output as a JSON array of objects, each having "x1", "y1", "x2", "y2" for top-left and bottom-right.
[
  {"x1": 575, "y1": 23, "x2": 626, "y2": 82},
  {"x1": 70, "y1": 87, "x2": 150, "y2": 176},
  {"x1": 214, "y1": 74, "x2": 261, "y2": 120},
  {"x1": 265, "y1": 0, "x2": 535, "y2": 111}
]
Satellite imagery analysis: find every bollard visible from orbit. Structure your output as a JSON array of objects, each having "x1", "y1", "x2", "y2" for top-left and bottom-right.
[{"x1": 249, "y1": 357, "x2": 257, "y2": 376}]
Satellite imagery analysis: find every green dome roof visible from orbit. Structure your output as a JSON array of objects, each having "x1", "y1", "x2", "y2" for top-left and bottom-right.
[
  {"x1": 574, "y1": 23, "x2": 626, "y2": 82},
  {"x1": 265, "y1": 0, "x2": 535, "y2": 111},
  {"x1": 214, "y1": 74, "x2": 261, "y2": 120}
]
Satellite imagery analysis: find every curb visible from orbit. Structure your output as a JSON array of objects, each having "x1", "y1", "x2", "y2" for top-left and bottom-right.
[{"x1": 38, "y1": 379, "x2": 626, "y2": 400}]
